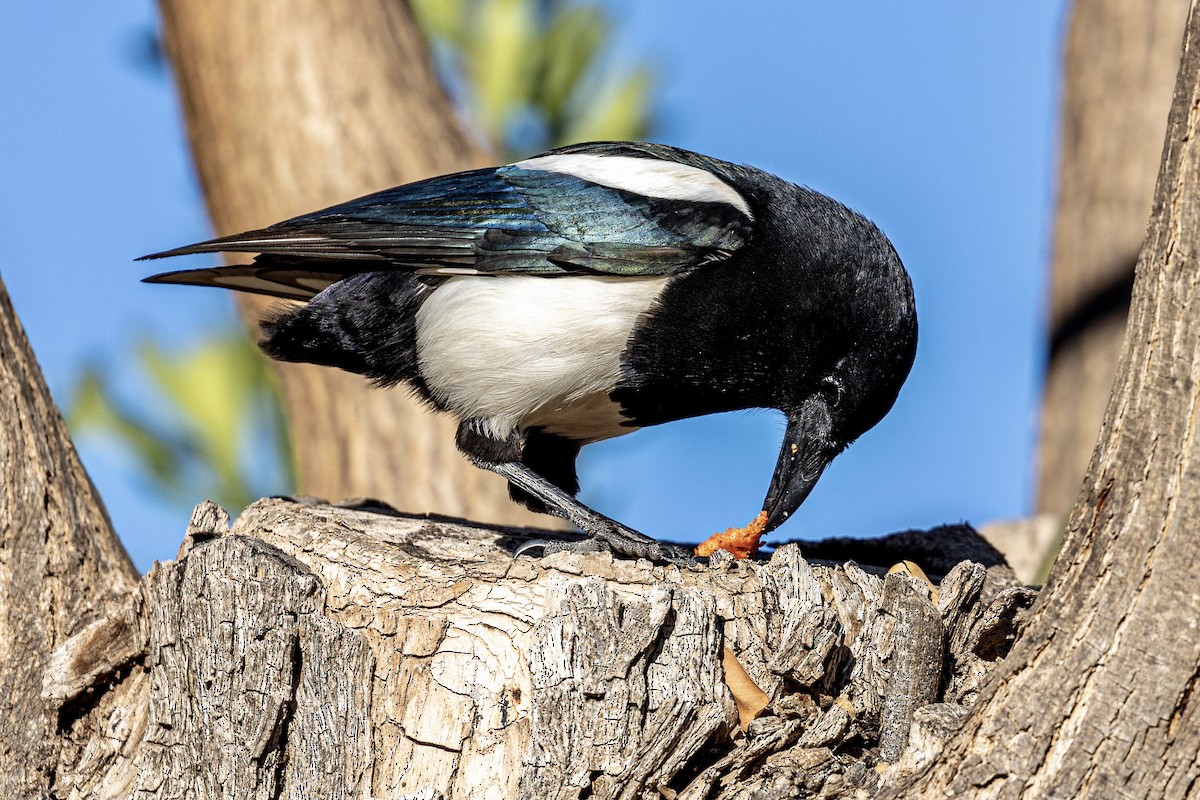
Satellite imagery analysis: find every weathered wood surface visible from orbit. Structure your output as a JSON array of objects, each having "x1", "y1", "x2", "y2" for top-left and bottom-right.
[
  {"x1": 0, "y1": 275, "x2": 139, "y2": 797},
  {"x1": 44, "y1": 499, "x2": 1032, "y2": 799}
]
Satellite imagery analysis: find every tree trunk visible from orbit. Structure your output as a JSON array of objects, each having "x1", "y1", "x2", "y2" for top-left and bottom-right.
[
  {"x1": 0, "y1": 275, "x2": 139, "y2": 797},
  {"x1": 42, "y1": 497, "x2": 1031, "y2": 799},
  {"x1": 156, "y1": 0, "x2": 554, "y2": 527},
  {"x1": 890, "y1": 2, "x2": 1200, "y2": 795},
  {"x1": 1036, "y1": 0, "x2": 1189, "y2": 516}
]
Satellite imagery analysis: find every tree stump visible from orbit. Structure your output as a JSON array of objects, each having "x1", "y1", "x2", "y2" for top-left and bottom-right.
[{"x1": 43, "y1": 498, "x2": 1033, "y2": 799}]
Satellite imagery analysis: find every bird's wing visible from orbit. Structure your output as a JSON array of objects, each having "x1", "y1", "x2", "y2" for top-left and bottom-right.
[{"x1": 141, "y1": 143, "x2": 754, "y2": 300}]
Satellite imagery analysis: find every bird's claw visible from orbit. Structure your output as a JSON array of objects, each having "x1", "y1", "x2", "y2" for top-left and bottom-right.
[
  {"x1": 513, "y1": 530, "x2": 696, "y2": 565},
  {"x1": 513, "y1": 536, "x2": 605, "y2": 557},
  {"x1": 653, "y1": 541, "x2": 700, "y2": 565},
  {"x1": 594, "y1": 522, "x2": 697, "y2": 564}
]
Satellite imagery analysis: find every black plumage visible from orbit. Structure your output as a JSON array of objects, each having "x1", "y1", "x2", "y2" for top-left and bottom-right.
[{"x1": 142, "y1": 141, "x2": 917, "y2": 561}]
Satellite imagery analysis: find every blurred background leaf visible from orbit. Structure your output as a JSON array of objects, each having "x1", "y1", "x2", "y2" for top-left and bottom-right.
[
  {"x1": 67, "y1": 0, "x2": 655, "y2": 516},
  {"x1": 68, "y1": 331, "x2": 294, "y2": 513},
  {"x1": 411, "y1": 0, "x2": 654, "y2": 159}
]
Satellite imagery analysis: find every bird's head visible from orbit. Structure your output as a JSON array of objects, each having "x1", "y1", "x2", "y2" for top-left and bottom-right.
[
  {"x1": 756, "y1": 190, "x2": 918, "y2": 534},
  {"x1": 761, "y1": 338, "x2": 914, "y2": 532}
]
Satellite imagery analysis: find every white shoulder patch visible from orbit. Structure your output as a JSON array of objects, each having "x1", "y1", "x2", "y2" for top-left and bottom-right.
[
  {"x1": 515, "y1": 153, "x2": 753, "y2": 219},
  {"x1": 416, "y1": 266, "x2": 482, "y2": 276},
  {"x1": 415, "y1": 275, "x2": 670, "y2": 442}
]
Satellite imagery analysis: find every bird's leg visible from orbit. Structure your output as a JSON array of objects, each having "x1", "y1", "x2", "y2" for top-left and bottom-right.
[
  {"x1": 455, "y1": 420, "x2": 691, "y2": 562},
  {"x1": 482, "y1": 459, "x2": 693, "y2": 562}
]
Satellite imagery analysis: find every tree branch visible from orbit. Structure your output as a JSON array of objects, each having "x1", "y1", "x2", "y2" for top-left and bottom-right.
[
  {"x1": 891, "y1": 2, "x2": 1200, "y2": 795},
  {"x1": 1037, "y1": 0, "x2": 1189, "y2": 516},
  {"x1": 0, "y1": 275, "x2": 138, "y2": 796}
]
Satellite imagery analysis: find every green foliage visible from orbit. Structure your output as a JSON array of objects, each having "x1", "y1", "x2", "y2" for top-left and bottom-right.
[
  {"x1": 77, "y1": 0, "x2": 654, "y2": 514},
  {"x1": 69, "y1": 331, "x2": 293, "y2": 512},
  {"x1": 410, "y1": 0, "x2": 655, "y2": 159}
]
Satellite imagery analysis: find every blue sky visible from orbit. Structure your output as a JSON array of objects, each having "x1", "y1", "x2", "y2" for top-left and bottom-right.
[{"x1": 2, "y1": 2, "x2": 1067, "y2": 572}]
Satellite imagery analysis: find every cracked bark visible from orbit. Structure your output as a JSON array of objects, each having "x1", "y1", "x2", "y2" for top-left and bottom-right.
[
  {"x1": 41, "y1": 500, "x2": 1031, "y2": 799},
  {"x1": 887, "y1": 2, "x2": 1200, "y2": 796}
]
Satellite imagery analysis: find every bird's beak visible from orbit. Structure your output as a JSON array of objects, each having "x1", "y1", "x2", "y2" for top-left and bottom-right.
[{"x1": 762, "y1": 398, "x2": 836, "y2": 532}]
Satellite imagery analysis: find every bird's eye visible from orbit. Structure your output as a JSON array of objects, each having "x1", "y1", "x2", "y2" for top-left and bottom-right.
[{"x1": 820, "y1": 377, "x2": 842, "y2": 408}]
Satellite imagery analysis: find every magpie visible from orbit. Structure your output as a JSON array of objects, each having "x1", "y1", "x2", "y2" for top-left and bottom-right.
[{"x1": 142, "y1": 141, "x2": 917, "y2": 562}]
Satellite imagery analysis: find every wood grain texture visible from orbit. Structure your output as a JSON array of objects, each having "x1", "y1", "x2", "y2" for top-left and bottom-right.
[
  {"x1": 41, "y1": 499, "x2": 1029, "y2": 799},
  {"x1": 0, "y1": 275, "x2": 139, "y2": 796},
  {"x1": 155, "y1": 0, "x2": 557, "y2": 527},
  {"x1": 877, "y1": 574, "x2": 944, "y2": 763},
  {"x1": 1037, "y1": 0, "x2": 1190, "y2": 515},
  {"x1": 891, "y1": 3, "x2": 1200, "y2": 795}
]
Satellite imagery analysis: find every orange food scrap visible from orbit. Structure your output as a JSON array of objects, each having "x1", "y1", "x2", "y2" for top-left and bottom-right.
[{"x1": 694, "y1": 510, "x2": 769, "y2": 559}]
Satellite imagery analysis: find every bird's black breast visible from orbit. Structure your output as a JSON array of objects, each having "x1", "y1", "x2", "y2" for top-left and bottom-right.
[
  {"x1": 612, "y1": 255, "x2": 852, "y2": 427},
  {"x1": 612, "y1": 179, "x2": 914, "y2": 430}
]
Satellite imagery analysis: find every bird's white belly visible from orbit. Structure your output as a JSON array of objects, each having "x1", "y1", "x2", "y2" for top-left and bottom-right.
[{"x1": 414, "y1": 275, "x2": 670, "y2": 441}]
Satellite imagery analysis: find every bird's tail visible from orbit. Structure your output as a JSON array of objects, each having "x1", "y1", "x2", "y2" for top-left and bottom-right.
[
  {"x1": 258, "y1": 271, "x2": 432, "y2": 390},
  {"x1": 142, "y1": 264, "x2": 344, "y2": 301}
]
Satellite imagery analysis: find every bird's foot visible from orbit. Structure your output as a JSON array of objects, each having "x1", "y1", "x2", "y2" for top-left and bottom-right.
[
  {"x1": 514, "y1": 523, "x2": 695, "y2": 564},
  {"x1": 513, "y1": 536, "x2": 605, "y2": 557},
  {"x1": 480, "y1": 457, "x2": 695, "y2": 564}
]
